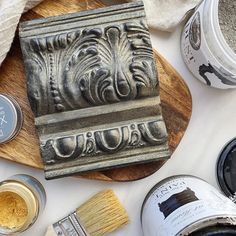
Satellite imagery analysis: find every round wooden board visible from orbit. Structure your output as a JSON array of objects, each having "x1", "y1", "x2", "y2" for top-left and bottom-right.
[{"x1": 0, "y1": 0, "x2": 192, "y2": 181}]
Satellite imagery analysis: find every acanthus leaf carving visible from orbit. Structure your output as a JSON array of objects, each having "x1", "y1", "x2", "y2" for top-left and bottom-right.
[
  {"x1": 24, "y1": 20, "x2": 159, "y2": 117},
  {"x1": 126, "y1": 20, "x2": 159, "y2": 97}
]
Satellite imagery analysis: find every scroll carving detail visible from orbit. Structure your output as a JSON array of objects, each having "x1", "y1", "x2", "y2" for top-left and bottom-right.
[{"x1": 25, "y1": 21, "x2": 158, "y2": 117}]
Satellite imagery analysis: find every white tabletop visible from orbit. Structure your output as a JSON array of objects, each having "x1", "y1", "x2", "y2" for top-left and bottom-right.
[{"x1": 1, "y1": 20, "x2": 236, "y2": 236}]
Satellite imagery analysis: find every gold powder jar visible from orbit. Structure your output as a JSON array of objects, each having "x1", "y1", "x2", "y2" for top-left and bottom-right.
[{"x1": 0, "y1": 174, "x2": 46, "y2": 234}]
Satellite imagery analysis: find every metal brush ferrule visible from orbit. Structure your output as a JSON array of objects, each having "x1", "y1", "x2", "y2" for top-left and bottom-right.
[{"x1": 53, "y1": 211, "x2": 90, "y2": 236}]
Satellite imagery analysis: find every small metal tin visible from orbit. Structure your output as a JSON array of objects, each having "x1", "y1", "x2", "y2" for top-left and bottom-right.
[
  {"x1": 0, "y1": 94, "x2": 23, "y2": 144},
  {"x1": 217, "y1": 138, "x2": 236, "y2": 198}
]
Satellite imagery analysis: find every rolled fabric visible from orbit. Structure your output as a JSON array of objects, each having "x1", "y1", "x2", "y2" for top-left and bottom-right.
[
  {"x1": 24, "y1": 0, "x2": 43, "y2": 12},
  {"x1": 130, "y1": 0, "x2": 202, "y2": 32},
  {"x1": 0, "y1": 0, "x2": 43, "y2": 67}
]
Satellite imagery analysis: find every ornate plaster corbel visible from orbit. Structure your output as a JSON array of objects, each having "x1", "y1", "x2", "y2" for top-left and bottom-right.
[{"x1": 19, "y1": 1, "x2": 170, "y2": 179}]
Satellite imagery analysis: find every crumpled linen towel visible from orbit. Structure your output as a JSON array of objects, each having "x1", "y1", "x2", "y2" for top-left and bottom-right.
[
  {"x1": 0, "y1": 0, "x2": 42, "y2": 67},
  {"x1": 130, "y1": 0, "x2": 202, "y2": 31}
]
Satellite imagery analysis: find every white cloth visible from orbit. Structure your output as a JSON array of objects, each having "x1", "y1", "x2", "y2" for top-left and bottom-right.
[
  {"x1": 131, "y1": 0, "x2": 202, "y2": 32},
  {"x1": 0, "y1": 0, "x2": 42, "y2": 67}
]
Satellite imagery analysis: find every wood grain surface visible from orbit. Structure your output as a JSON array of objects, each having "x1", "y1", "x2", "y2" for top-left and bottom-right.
[{"x1": 0, "y1": 0, "x2": 192, "y2": 181}]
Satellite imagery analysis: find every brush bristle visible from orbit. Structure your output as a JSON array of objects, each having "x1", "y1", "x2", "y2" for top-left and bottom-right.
[{"x1": 76, "y1": 189, "x2": 129, "y2": 236}]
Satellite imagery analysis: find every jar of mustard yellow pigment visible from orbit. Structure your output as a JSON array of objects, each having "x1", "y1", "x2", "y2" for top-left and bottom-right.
[
  {"x1": 181, "y1": 0, "x2": 236, "y2": 89},
  {"x1": 0, "y1": 174, "x2": 46, "y2": 235}
]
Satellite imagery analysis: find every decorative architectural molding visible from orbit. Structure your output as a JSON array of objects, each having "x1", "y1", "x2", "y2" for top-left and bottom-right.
[
  {"x1": 41, "y1": 119, "x2": 168, "y2": 164},
  {"x1": 19, "y1": 1, "x2": 170, "y2": 179}
]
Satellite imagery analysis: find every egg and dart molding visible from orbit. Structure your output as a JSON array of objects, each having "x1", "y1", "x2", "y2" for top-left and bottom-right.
[{"x1": 0, "y1": 0, "x2": 236, "y2": 235}]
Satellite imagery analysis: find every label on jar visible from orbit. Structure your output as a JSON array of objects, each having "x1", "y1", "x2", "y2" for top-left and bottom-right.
[
  {"x1": 181, "y1": 1, "x2": 236, "y2": 89},
  {"x1": 141, "y1": 176, "x2": 236, "y2": 236},
  {"x1": 0, "y1": 96, "x2": 17, "y2": 143}
]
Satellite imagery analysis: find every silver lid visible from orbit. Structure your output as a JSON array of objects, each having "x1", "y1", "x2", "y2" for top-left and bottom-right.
[{"x1": 0, "y1": 94, "x2": 23, "y2": 144}]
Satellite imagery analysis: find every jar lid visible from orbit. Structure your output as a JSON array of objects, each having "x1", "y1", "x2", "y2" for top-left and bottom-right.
[
  {"x1": 217, "y1": 138, "x2": 236, "y2": 198},
  {"x1": 0, "y1": 94, "x2": 23, "y2": 144},
  {"x1": 190, "y1": 225, "x2": 236, "y2": 235}
]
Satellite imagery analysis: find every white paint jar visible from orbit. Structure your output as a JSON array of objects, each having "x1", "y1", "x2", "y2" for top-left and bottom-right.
[
  {"x1": 141, "y1": 175, "x2": 236, "y2": 236},
  {"x1": 181, "y1": 0, "x2": 236, "y2": 89}
]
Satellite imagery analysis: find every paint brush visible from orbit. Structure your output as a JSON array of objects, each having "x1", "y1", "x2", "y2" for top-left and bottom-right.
[{"x1": 45, "y1": 189, "x2": 129, "y2": 236}]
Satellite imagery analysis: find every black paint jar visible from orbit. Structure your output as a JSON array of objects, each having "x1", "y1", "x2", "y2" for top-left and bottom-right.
[{"x1": 141, "y1": 175, "x2": 236, "y2": 236}]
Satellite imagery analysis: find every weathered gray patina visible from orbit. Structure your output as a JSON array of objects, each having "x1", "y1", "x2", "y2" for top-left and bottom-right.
[{"x1": 19, "y1": 1, "x2": 170, "y2": 179}]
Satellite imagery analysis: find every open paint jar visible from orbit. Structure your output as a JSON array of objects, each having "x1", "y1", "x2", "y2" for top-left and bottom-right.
[
  {"x1": 141, "y1": 175, "x2": 236, "y2": 236},
  {"x1": 0, "y1": 175, "x2": 46, "y2": 234},
  {"x1": 181, "y1": 0, "x2": 236, "y2": 89}
]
